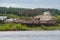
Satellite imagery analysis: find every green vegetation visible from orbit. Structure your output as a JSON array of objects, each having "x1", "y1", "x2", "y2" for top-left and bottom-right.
[
  {"x1": 0, "y1": 7, "x2": 60, "y2": 31},
  {"x1": 0, "y1": 23, "x2": 59, "y2": 31},
  {"x1": 0, "y1": 7, "x2": 60, "y2": 17}
]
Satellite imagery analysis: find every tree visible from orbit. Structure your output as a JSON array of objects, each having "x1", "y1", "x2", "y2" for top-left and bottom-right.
[{"x1": 57, "y1": 16, "x2": 60, "y2": 23}]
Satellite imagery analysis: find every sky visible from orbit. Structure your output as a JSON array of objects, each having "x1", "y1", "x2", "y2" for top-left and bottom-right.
[{"x1": 0, "y1": 0, "x2": 60, "y2": 9}]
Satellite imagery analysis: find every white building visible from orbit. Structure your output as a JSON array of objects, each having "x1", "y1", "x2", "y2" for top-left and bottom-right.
[
  {"x1": 0, "y1": 16, "x2": 7, "y2": 20},
  {"x1": 5, "y1": 18, "x2": 14, "y2": 22}
]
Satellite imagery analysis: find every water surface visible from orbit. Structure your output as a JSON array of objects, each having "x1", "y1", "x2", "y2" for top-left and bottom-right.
[{"x1": 0, "y1": 31, "x2": 60, "y2": 40}]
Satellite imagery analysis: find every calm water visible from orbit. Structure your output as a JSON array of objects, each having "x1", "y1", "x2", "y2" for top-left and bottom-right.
[{"x1": 0, "y1": 31, "x2": 60, "y2": 40}]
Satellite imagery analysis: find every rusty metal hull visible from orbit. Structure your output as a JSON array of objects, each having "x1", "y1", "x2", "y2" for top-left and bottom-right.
[{"x1": 20, "y1": 22, "x2": 56, "y2": 26}]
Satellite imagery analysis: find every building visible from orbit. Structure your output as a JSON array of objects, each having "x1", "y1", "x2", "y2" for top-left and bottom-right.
[
  {"x1": 0, "y1": 16, "x2": 7, "y2": 20},
  {"x1": 5, "y1": 18, "x2": 14, "y2": 23}
]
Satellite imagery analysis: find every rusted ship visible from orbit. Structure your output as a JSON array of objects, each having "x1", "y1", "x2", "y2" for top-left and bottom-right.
[{"x1": 20, "y1": 12, "x2": 57, "y2": 25}]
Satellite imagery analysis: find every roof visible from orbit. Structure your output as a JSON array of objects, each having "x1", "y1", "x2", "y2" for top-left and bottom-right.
[
  {"x1": 0, "y1": 16, "x2": 7, "y2": 18},
  {"x1": 0, "y1": 16, "x2": 7, "y2": 20}
]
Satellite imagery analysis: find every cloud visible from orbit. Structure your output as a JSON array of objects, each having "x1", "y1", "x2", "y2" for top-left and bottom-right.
[
  {"x1": 0, "y1": 3, "x2": 33, "y2": 8},
  {"x1": 0, "y1": 0, "x2": 60, "y2": 9},
  {"x1": 0, "y1": 3, "x2": 59, "y2": 9}
]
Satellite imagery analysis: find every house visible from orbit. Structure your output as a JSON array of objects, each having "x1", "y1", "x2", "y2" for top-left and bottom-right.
[
  {"x1": 5, "y1": 18, "x2": 14, "y2": 23},
  {"x1": 0, "y1": 16, "x2": 7, "y2": 20}
]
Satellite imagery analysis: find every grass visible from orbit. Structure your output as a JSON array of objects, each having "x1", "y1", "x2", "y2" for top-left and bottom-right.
[{"x1": 0, "y1": 23, "x2": 60, "y2": 31}]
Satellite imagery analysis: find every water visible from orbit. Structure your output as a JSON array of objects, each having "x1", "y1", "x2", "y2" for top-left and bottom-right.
[{"x1": 0, "y1": 31, "x2": 60, "y2": 40}]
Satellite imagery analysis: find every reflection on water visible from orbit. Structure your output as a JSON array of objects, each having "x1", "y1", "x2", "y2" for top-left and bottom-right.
[{"x1": 0, "y1": 31, "x2": 60, "y2": 40}]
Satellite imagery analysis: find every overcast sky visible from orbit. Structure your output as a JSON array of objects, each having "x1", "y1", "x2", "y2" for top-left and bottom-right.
[{"x1": 0, "y1": 0, "x2": 60, "y2": 9}]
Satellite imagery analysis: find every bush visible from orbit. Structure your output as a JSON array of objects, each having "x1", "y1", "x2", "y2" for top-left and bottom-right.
[
  {"x1": 0, "y1": 23, "x2": 60, "y2": 31},
  {"x1": 15, "y1": 24, "x2": 30, "y2": 31}
]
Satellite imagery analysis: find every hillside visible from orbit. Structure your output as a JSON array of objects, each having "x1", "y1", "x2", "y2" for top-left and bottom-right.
[{"x1": 0, "y1": 7, "x2": 60, "y2": 17}]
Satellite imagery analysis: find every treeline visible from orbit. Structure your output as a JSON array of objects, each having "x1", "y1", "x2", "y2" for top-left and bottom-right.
[{"x1": 0, "y1": 7, "x2": 60, "y2": 16}]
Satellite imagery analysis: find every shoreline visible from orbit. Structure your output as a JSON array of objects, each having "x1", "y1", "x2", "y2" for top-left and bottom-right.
[{"x1": 0, "y1": 30, "x2": 60, "y2": 32}]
